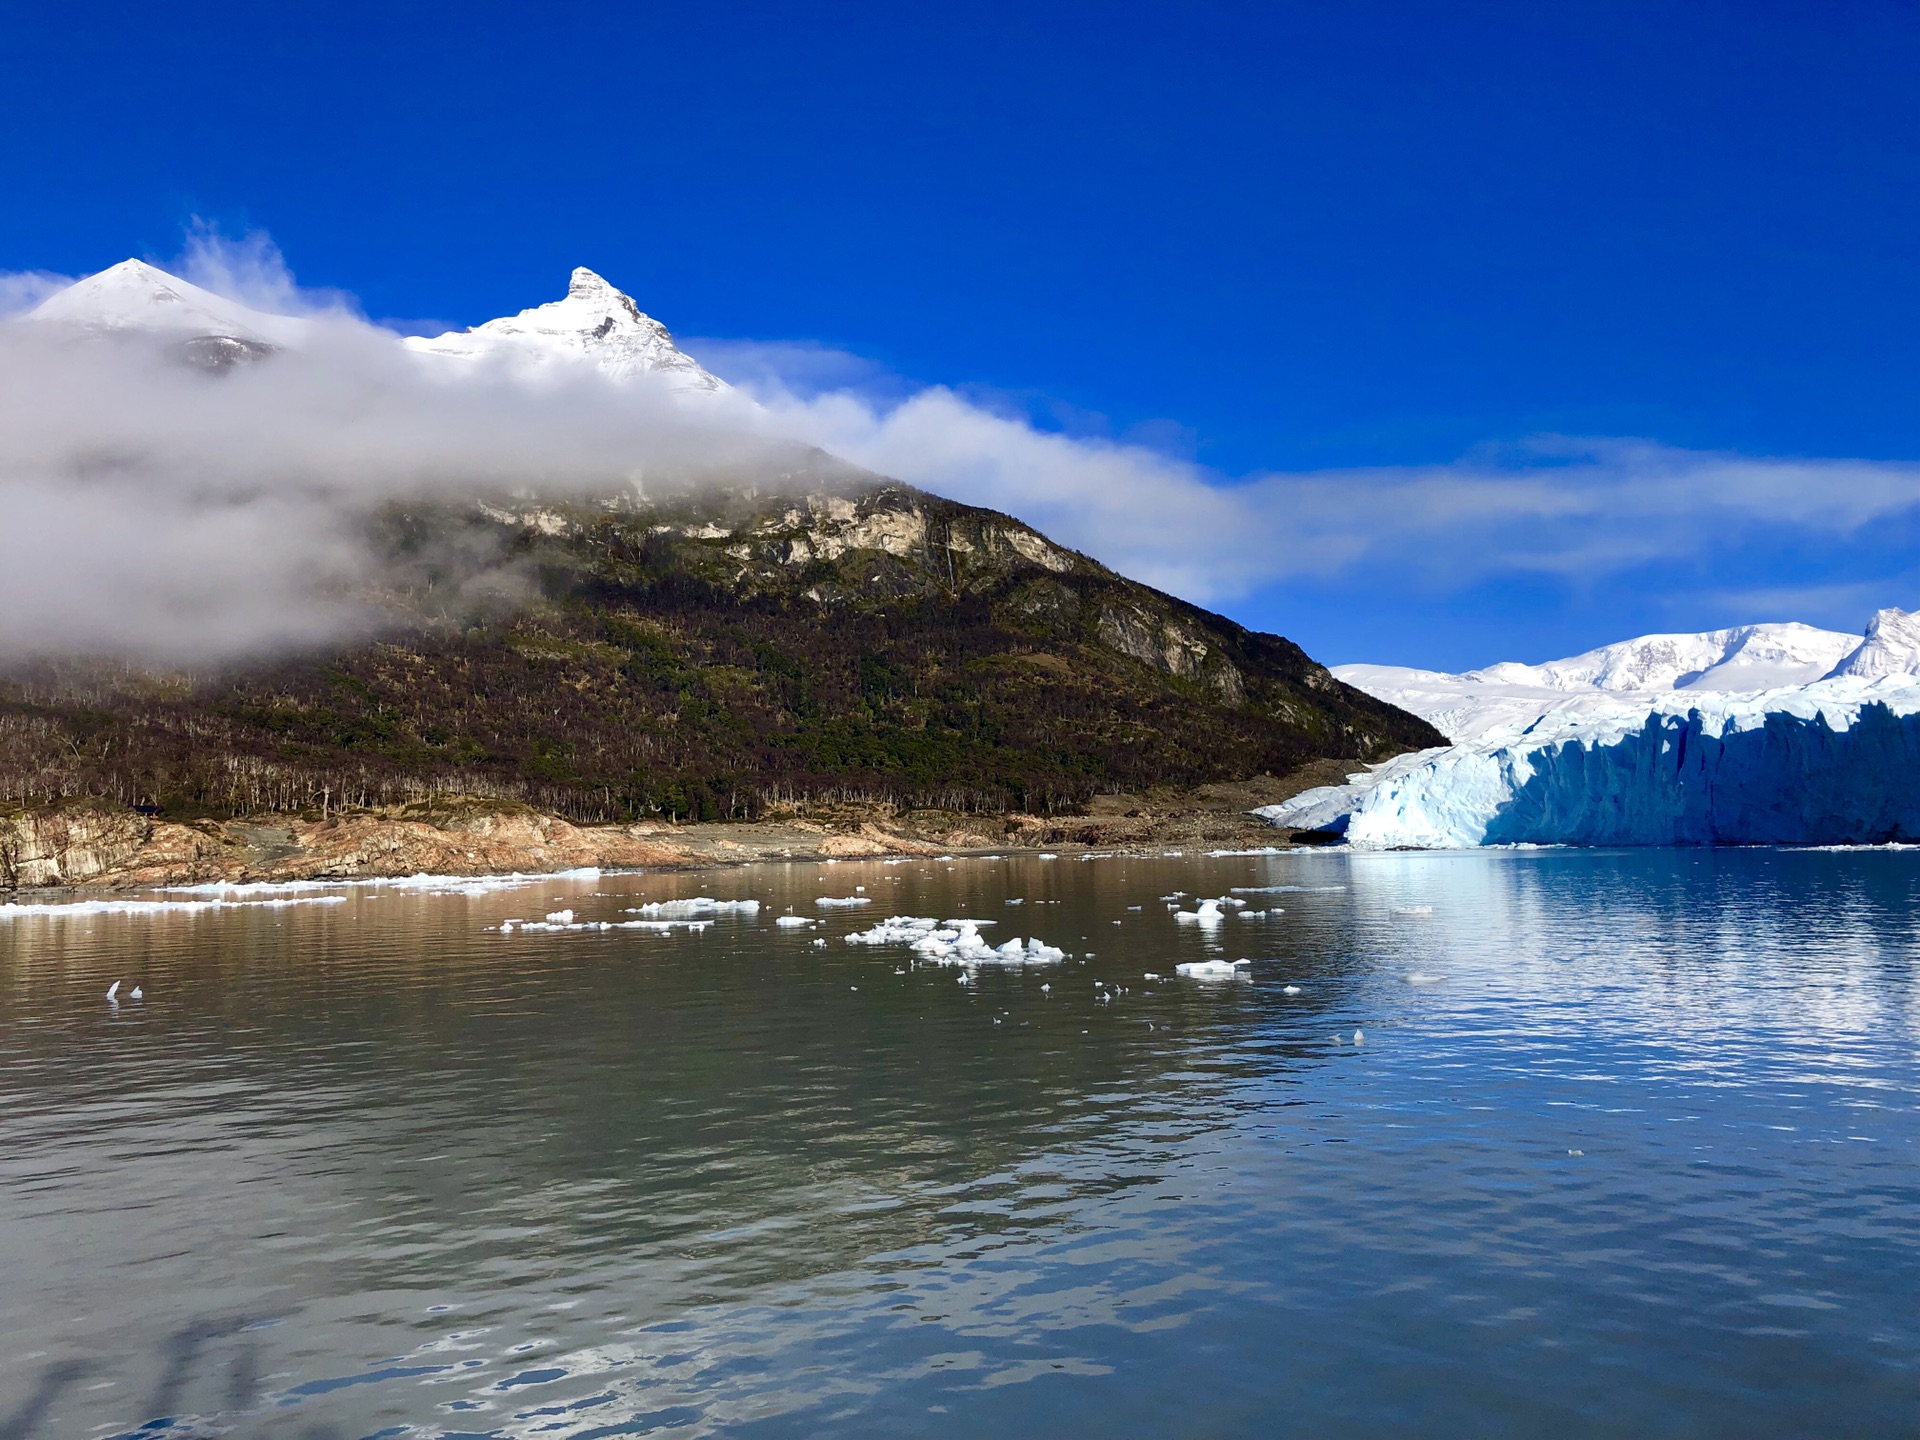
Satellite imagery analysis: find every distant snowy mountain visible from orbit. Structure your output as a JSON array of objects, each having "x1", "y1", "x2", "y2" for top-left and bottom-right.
[
  {"x1": 21, "y1": 258, "x2": 725, "y2": 394},
  {"x1": 1828, "y1": 606, "x2": 1920, "y2": 680},
  {"x1": 1334, "y1": 621, "x2": 1872, "y2": 744},
  {"x1": 1264, "y1": 609, "x2": 1920, "y2": 847},
  {"x1": 24, "y1": 258, "x2": 309, "y2": 367},
  {"x1": 403, "y1": 267, "x2": 726, "y2": 393}
]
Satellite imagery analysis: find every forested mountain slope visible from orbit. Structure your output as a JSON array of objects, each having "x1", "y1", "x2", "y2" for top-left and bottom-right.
[{"x1": 1, "y1": 479, "x2": 1440, "y2": 823}]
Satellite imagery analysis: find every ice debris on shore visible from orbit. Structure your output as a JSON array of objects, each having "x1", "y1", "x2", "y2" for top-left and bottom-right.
[
  {"x1": 0, "y1": 895, "x2": 348, "y2": 920},
  {"x1": 845, "y1": 915, "x2": 1065, "y2": 966}
]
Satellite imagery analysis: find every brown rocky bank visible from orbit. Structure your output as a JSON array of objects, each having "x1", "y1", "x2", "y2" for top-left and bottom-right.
[{"x1": 1, "y1": 770, "x2": 1342, "y2": 895}]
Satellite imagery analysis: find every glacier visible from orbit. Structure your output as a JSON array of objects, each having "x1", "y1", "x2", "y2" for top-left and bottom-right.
[{"x1": 1264, "y1": 609, "x2": 1920, "y2": 848}]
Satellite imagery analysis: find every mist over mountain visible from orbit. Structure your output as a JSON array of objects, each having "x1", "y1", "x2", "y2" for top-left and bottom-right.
[{"x1": 0, "y1": 257, "x2": 1440, "y2": 829}]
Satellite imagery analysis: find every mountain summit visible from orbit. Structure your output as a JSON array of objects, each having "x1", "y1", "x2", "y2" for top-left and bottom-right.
[
  {"x1": 25, "y1": 257, "x2": 307, "y2": 350},
  {"x1": 404, "y1": 267, "x2": 726, "y2": 392},
  {"x1": 21, "y1": 259, "x2": 726, "y2": 392}
]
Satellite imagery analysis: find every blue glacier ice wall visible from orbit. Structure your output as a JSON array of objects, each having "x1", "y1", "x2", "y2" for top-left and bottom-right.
[{"x1": 1480, "y1": 703, "x2": 1920, "y2": 845}]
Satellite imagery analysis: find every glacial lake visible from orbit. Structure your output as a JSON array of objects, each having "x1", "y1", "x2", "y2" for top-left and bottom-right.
[{"x1": 2, "y1": 848, "x2": 1917, "y2": 1438}]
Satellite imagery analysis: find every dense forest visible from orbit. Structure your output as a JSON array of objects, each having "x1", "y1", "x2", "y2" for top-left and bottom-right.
[{"x1": 0, "y1": 481, "x2": 1441, "y2": 823}]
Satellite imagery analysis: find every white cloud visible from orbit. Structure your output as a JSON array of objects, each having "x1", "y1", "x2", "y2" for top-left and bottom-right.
[
  {"x1": 719, "y1": 353, "x2": 1920, "y2": 604},
  {"x1": 6, "y1": 233, "x2": 1920, "y2": 667},
  {"x1": 0, "y1": 268, "x2": 74, "y2": 317}
]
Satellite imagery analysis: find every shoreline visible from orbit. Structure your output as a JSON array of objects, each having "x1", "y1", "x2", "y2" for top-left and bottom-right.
[{"x1": 1, "y1": 769, "x2": 1344, "y2": 897}]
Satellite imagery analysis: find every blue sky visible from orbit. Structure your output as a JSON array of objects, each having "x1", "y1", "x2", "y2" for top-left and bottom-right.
[{"x1": 6, "y1": 0, "x2": 1920, "y2": 668}]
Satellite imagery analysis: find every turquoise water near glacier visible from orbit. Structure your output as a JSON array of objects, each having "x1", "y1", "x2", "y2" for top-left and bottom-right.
[{"x1": 1, "y1": 848, "x2": 1916, "y2": 1438}]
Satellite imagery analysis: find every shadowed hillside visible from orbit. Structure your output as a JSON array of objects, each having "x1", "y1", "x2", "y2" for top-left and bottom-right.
[{"x1": 0, "y1": 479, "x2": 1441, "y2": 823}]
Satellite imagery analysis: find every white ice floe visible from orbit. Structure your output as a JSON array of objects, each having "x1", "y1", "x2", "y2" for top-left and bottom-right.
[
  {"x1": 1173, "y1": 899, "x2": 1228, "y2": 926},
  {"x1": 774, "y1": 915, "x2": 818, "y2": 928},
  {"x1": 1176, "y1": 959, "x2": 1252, "y2": 980},
  {"x1": 815, "y1": 896, "x2": 873, "y2": 908},
  {"x1": 1282, "y1": 984, "x2": 1303, "y2": 995},
  {"x1": 1392, "y1": 905, "x2": 1434, "y2": 918},
  {"x1": 0, "y1": 895, "x2": 348, "y2": 920},
  {"x1": 1408, "y1": 973, "x2": 1446, "y2": 984},
  {"x1": 626, "y1": 898, "x2": 759, "y2": 918},
  {"x1": 843, "y1": 915, "x2": 1063, "y2": 966},
  {"x1": 499, "y1": 915, "x2": 713, "y2": 933}
]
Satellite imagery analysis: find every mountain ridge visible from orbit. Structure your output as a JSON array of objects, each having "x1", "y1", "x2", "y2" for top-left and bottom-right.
[{"x1": 2, "y1": 260, "x2": 1442, "y2": 864}]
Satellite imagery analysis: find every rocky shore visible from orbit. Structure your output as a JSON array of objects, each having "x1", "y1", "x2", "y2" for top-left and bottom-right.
[{"x1": 0, "y1": 770, "x2": 1339, "y2": 895}]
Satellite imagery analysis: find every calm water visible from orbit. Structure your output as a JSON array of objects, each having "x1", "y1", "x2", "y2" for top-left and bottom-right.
[{"x1": 1, "y1": 848, "x2": 1917, "y2": 1438}]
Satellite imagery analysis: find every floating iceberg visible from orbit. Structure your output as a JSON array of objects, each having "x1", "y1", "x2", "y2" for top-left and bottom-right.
[
  {"x1": 844, "y1": 915, "x2": 1063, "y2": 966},
  {"x1": 1176, "y1": 959, "x2": 1252, "y2": 981},
  {"x1": 626, "y1": 898, "x2": 759, "y2": 918}
]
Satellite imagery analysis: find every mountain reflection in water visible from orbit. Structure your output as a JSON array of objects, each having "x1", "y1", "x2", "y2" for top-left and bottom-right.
[{"x1": 2, "y1": 849, "x2": 1917, "y2": 1438}]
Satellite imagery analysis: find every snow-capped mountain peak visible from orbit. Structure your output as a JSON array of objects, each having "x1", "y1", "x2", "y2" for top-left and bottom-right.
[
  {"x1": 20, "y1": 259, "x2": 725, "y2": 395},
  {"x1": 1334, "y1": 619, "x2": 1875, "y2": 743},
  {"x1": 1826, "y1": 607, "x2": 1920, "y2": 680},
  {"x1": 404, "y1": 268, "x2": 726, "y2": 393},
  {"x1": 25, "y1": 258, "x2": 306, "y2": 347},
  {"x1": 1461, "y1": 621, "x2": 1859, "y2": 694}
]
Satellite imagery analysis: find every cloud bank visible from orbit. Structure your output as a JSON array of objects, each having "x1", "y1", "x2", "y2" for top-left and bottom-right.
[
  {"x1": 5, "y1": 231, "x2": 1920, "y2": 667},
  {"x1": 0, "y1": 241, "x2": 803, "y2": 663},
  {"x1": 729, "y1": 375, "x2": 1920, "y2": 609}
]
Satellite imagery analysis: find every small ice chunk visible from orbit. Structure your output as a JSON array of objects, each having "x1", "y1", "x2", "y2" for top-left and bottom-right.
[
  {"x1": 1353, "y1": 1029, "x2": 1365, "y2": 1045},
  {"x1": 1407, "y1": 972, "x2": 1446, "y2": 985},
  {"x1": 1173, "y1": 899, "x2": 1227, "y2": 927},
  {"x1": 1282, "y1": 984, "x2": 1302, "y2": 995},
  {"x1": 816, "y1": 896, "x2": 873, "y2": 908},
  {"x1": 775, "y1": 915, "x2": 817, "y2": 928},
  {"x1": 1392, "y1": 905, "x2": 1434, "y2": 918},
  {"x1": 1175, "y1": 959, "x2": 1252, "y2": 981},
  {"x1": 545, "y1": 909, "x2": 575, "y2": 925}
]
